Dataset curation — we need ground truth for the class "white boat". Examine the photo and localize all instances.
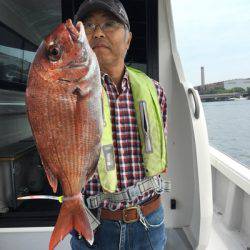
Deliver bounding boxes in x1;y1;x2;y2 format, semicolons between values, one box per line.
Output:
0;0;249;249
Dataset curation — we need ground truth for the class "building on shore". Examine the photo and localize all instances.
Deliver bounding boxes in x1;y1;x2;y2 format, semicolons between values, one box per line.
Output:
195;81;224;94
195;78;250;94
223;78;250;90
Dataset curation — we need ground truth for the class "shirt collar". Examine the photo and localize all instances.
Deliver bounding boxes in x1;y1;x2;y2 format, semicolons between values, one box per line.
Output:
101;68;130;91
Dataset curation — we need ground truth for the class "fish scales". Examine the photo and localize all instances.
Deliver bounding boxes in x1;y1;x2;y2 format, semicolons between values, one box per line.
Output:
26;19;102;249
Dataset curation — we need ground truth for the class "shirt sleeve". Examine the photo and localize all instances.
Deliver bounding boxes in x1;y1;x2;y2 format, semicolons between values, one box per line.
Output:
152;79;168;136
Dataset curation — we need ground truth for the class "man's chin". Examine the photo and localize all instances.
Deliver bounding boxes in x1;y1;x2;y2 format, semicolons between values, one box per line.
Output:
95;55;113;67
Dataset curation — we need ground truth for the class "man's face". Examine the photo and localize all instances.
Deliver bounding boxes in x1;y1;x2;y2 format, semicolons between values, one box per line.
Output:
82;10;132;68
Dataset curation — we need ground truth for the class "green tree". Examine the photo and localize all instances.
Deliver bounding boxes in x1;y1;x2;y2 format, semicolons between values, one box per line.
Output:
228;87;245;93
204;87;226;94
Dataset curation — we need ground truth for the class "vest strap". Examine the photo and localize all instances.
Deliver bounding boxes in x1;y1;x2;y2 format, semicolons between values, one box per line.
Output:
85;175;171;210
84;204;101;231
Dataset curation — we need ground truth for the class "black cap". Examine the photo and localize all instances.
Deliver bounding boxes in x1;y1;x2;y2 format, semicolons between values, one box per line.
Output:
75;0;130;30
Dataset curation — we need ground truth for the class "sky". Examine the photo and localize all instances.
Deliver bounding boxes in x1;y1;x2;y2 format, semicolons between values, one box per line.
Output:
171;0;250;86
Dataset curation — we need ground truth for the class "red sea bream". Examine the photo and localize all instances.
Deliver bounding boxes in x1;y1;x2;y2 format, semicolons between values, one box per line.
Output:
25;19;102;250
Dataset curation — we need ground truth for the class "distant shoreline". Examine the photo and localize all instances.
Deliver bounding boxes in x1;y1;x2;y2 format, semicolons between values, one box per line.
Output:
201;96;250;102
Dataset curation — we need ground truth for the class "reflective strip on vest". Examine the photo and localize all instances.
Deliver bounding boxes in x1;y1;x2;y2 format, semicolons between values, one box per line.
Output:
97;89;117;193
97;67;167;192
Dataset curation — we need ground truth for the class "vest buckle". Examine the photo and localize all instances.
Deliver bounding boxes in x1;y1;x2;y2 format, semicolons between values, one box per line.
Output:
127;184;141;201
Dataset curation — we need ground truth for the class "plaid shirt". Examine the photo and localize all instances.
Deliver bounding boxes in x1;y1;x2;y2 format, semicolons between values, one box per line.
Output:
84;69;167;210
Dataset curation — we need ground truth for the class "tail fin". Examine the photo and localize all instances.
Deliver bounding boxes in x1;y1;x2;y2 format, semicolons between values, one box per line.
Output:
49;200;93;250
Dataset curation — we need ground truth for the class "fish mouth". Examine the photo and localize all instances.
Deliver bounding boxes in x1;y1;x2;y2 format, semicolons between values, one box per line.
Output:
57;20;92;83
65;19;85;42
65;19;81;41
65;19;79;41
63;20;89;68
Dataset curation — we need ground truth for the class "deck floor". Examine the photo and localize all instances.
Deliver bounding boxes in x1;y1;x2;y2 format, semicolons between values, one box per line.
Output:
207;212;248;250
165;228;192;250
0;212;248;249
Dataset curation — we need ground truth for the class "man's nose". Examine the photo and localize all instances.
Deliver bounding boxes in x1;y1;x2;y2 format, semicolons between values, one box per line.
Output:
93;25;105;38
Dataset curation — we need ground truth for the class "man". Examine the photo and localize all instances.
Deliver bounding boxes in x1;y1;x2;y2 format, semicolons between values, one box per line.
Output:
71;0;169;249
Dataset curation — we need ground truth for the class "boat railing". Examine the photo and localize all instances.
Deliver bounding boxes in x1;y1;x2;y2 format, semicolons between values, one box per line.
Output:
209;146;250;248
210;146;250;195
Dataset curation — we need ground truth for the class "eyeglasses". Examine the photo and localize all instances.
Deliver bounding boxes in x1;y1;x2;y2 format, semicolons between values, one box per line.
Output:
83;20;124;35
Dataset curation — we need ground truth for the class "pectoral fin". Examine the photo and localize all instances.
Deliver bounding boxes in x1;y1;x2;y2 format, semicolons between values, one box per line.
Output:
72;84;90;99
73;86;85;98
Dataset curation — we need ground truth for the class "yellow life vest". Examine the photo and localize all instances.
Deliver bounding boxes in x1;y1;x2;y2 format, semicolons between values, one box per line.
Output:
97;67;167;192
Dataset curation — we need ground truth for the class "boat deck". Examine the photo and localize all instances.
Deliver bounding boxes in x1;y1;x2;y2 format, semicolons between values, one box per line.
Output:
167;211;248;250
1;210;248;250
166;228;192;249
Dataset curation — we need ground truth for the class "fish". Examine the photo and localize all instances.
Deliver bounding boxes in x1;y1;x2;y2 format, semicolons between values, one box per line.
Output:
25;19;102;250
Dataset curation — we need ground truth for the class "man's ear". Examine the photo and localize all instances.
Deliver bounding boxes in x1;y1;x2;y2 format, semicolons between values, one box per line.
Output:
126;31;132;50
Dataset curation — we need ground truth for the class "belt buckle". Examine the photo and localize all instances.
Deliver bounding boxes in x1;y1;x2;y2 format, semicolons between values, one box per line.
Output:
122;206;139;223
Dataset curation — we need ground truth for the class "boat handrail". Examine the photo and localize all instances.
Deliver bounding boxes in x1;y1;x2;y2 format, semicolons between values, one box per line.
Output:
209;146;250;194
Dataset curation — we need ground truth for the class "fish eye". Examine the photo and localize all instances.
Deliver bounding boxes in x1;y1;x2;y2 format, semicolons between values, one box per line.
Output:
48;45;62;62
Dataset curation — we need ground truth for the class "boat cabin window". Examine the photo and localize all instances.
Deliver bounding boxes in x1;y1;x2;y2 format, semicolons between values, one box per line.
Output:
0;0;62;91
0;23;37;89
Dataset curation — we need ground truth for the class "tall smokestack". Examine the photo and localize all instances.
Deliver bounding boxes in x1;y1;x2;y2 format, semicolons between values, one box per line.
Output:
201;66;205;86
